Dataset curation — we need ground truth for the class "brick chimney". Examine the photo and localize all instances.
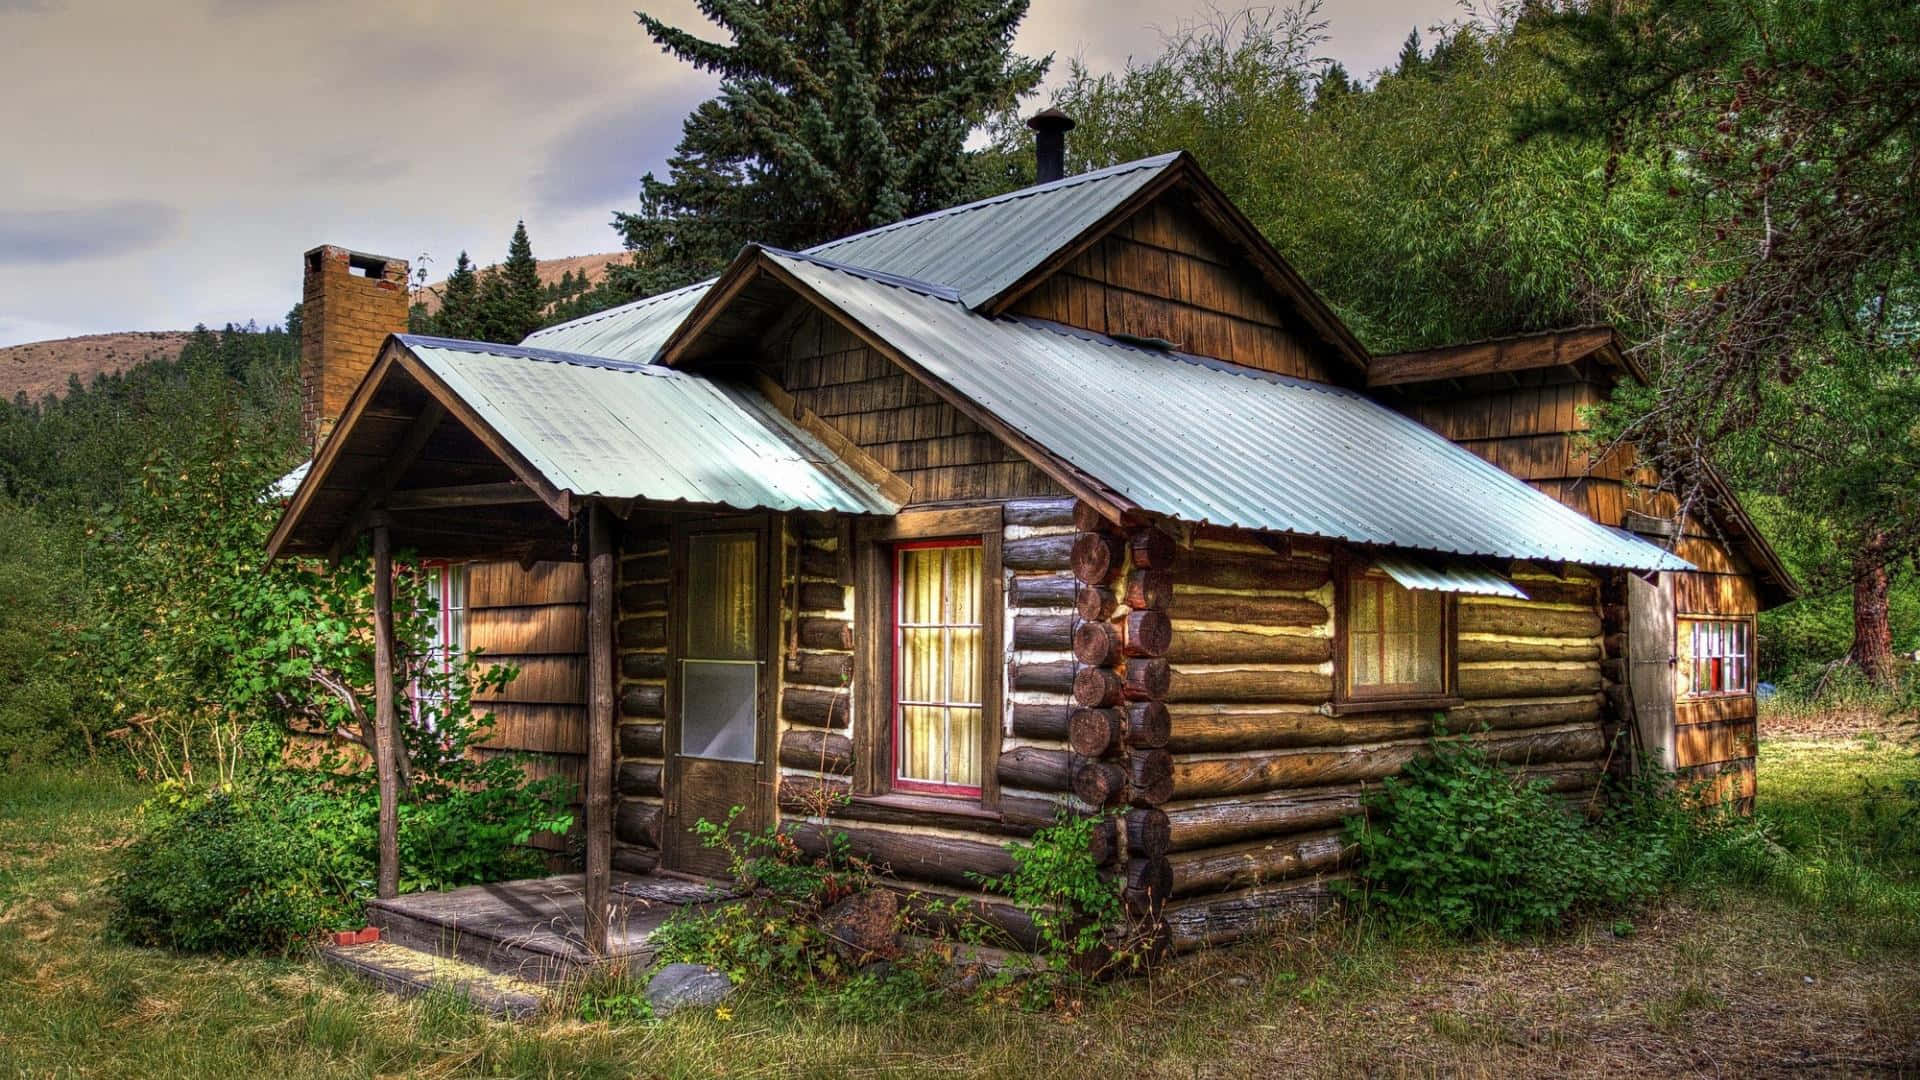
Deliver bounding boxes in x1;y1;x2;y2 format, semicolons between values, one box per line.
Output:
301;244;410;448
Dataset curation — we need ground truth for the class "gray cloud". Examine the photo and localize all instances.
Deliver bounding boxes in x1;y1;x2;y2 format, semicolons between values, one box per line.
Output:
0;0;55;11
0;201;180;265
533;87;712;213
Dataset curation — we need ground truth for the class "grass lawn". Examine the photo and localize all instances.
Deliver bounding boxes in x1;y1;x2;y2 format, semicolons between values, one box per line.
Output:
3;728;1917;1078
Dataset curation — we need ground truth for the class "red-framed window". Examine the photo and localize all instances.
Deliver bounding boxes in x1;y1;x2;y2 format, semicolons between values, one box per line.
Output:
419;560;468;672
1680;617;1753;697
891;539;984;795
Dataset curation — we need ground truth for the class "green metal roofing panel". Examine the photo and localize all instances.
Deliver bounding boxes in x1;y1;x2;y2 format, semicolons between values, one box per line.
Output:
521;154;1180;363
755;251;1689;573
1371;553;1529;599
396;335;899;516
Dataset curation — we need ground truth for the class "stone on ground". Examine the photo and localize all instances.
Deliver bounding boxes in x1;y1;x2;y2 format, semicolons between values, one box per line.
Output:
646;962;733;1016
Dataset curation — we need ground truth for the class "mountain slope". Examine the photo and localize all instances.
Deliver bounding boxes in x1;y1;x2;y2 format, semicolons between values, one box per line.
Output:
1;332;197;405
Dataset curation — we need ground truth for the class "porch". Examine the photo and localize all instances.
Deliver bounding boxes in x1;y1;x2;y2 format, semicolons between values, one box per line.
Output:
321;872;741;1013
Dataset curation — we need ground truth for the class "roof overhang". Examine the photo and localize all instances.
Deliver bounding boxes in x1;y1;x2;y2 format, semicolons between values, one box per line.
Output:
268;333;904;562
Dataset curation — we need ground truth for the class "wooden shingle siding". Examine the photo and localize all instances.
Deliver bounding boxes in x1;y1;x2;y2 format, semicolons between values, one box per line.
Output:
1011;196;1338;383
769;311;1065;504
463;560;590;854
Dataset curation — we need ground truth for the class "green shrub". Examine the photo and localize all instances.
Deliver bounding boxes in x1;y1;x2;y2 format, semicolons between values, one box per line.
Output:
1345;729;1671;938
108;785;363;954
977;810;1125;969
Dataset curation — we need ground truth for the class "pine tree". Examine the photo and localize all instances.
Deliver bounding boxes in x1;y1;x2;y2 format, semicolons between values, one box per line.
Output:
611;0;1049;297
499;221;543;341
1393;29;1424;77
1313;62;1357;107
436;252;480;340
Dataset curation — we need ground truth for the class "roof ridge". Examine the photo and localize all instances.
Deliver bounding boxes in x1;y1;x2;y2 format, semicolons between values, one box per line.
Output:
522;278;714;340
804;152;1183;258
398;334;668;375
761;246;962;302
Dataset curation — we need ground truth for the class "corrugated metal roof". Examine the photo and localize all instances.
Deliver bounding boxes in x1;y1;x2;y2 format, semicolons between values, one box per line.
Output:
521;154;1180;363
1372;554;1529;599
752;250;1689;572
516;280;709;364
396;335;899;516
806;153;1178;307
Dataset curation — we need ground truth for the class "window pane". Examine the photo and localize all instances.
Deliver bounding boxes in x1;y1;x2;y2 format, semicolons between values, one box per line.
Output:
947;706;982;787
899;548;943;625
687;533;756;660
681;660;757;761
946;546;982;623
1348;572;1445;696
898;705;944;783
894;542;984;791
899;627;944;703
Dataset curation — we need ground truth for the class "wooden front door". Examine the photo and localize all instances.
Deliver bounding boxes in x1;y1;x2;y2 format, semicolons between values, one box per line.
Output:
1627;570;1678;773
664;516;775;878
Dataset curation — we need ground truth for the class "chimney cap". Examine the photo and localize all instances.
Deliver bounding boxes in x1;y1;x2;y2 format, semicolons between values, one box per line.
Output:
1026;107;1076;134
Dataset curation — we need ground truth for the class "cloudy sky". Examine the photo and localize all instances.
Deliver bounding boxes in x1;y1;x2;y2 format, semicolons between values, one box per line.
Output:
0;0;1459;346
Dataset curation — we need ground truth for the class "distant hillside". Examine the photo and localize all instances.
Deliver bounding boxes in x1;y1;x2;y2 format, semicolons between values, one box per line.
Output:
1;331;197;404
412;251;628;316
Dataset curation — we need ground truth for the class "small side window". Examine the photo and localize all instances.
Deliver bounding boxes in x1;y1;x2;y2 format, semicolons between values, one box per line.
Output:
1343;568;1451;701
1679;617;1752;697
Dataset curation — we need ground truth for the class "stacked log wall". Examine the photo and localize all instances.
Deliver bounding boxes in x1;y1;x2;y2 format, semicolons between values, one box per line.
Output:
1158;532;1614;952
770;498;1107;950
611;526;669;874
1398;373;1760;810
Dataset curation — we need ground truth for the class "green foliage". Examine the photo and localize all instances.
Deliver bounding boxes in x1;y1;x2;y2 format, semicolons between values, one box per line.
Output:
1018;6;1688;352
419;222;551;344
976;810;1122;967
610;0;1048;298
0;498;83;764
1345;728;1671;938
107;785;363;954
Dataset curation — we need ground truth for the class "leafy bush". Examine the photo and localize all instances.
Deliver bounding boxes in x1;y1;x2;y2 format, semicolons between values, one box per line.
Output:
0;499;84;766
109;785;363;954
649;809;870;985
1345;729;1671;938
976;810;1126;971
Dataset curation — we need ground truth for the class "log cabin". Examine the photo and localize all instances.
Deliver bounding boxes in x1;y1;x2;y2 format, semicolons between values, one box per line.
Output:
269;115;1794;957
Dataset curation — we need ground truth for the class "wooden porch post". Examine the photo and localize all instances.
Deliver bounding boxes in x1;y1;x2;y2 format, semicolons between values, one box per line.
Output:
584;501;615;955
370;517;401;900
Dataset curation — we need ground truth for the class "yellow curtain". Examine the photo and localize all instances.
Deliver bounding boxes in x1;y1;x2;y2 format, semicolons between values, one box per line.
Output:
896;544;983;788
687;532;756;660
1349;574;1444;696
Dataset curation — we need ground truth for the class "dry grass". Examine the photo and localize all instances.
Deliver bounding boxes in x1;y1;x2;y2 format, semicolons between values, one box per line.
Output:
0;331;196;402
2;731;1917;1078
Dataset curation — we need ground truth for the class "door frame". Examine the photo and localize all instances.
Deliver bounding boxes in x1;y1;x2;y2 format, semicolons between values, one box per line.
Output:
662;512;779;873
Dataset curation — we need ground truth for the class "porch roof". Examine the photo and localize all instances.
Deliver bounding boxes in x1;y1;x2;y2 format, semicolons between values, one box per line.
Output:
267;335;901;561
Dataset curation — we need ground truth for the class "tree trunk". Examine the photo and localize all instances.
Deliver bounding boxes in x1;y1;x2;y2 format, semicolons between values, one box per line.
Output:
369;522;401;901
1851;534;1896;687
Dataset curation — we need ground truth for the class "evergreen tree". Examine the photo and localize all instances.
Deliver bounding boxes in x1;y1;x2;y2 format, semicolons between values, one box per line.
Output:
1312;61;1356;107
436;252;480;340
609;0;1049;298
497;221;543;341
1394;29;1424;77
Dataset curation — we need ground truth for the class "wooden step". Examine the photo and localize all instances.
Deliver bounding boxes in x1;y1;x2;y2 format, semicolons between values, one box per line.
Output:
321;941;549;1019
363;875;688;985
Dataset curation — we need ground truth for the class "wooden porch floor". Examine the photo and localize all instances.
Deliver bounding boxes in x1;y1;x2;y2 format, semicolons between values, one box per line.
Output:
366;872;736;981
